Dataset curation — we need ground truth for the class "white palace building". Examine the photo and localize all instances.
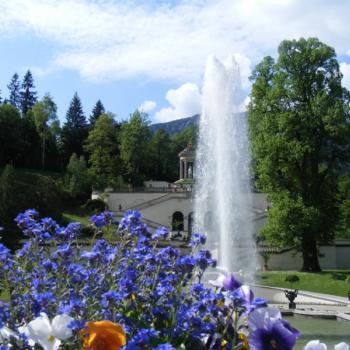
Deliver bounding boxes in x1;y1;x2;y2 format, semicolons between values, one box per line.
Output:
92;144;350;270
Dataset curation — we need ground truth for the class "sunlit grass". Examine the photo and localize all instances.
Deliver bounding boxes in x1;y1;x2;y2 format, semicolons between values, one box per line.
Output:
255;270;350;297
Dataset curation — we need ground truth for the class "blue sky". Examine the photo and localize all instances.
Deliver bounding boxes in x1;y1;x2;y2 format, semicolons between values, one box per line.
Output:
1;0;350;124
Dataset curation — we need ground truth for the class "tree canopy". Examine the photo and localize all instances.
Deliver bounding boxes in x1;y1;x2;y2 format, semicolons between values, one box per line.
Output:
248;37;350;271
119;110;151;186
85;113;120;189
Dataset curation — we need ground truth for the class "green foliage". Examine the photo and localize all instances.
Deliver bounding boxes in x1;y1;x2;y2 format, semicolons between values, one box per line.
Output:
119;110;151;186
336;174;350;237
0;104;41;168
146;129;172;181
248;38;350;271
85;113;120;189
64;153;91;198
32;94;59;170
345;275;350;284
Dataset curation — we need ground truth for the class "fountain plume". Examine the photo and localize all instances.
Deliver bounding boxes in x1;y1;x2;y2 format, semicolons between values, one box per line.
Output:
194;55;256;278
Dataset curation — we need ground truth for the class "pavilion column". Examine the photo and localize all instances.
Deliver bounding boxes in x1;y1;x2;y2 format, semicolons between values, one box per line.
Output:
184;159;188;179
180;159;183;179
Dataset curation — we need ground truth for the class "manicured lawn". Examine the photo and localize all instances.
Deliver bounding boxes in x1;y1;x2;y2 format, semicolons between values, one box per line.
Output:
255;270;350;297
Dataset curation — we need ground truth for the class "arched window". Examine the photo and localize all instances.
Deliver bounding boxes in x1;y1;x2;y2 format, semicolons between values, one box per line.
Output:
172;211;184;231
188;212;194;237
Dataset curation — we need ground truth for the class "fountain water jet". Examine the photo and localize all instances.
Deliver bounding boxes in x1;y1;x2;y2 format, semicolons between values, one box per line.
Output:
194;55;256;277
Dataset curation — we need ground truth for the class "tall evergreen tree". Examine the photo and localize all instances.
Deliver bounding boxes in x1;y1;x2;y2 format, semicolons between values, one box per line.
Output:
7;73;21;110
20;70;37;115
0;88;2;104
89;99;105;125
61;92;88;164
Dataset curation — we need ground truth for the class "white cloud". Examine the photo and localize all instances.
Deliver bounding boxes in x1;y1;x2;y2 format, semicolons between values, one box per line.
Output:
154;83;201;123
340;62;350;90
138;100;157;113
1;0;350;83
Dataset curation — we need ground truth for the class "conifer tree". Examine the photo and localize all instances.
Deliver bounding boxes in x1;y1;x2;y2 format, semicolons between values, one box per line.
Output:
7;73;21;110
89;99;105;126
61;92;88;164
20;70;37;115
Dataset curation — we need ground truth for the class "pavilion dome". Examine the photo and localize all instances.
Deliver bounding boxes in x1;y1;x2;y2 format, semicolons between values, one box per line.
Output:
178;143;195;159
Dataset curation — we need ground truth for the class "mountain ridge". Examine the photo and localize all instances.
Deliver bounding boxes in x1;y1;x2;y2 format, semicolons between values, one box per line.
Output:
150;114;199;135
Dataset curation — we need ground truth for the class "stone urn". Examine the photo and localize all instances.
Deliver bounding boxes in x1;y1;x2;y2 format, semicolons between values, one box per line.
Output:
284;289;298;309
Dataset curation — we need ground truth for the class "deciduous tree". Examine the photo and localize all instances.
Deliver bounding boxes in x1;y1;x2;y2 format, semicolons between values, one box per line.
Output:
85;113;119;189
119;110;151;186
32;94;59;170
248;38;350;271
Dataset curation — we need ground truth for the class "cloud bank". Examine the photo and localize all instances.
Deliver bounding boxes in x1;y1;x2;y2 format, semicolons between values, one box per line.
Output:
1;0;350;85
154;83;202;122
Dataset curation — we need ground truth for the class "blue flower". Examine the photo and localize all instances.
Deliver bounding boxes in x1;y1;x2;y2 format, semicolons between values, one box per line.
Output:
222;273;242;291
154;344;176;350
152;227;170;240
190;232;207;246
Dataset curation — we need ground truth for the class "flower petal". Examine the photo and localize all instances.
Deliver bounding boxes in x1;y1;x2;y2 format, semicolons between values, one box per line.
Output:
248;307;281;331
37;336;61;350
335;343;349;350
52;314;74;341
304;340;327;350
27;315;52;341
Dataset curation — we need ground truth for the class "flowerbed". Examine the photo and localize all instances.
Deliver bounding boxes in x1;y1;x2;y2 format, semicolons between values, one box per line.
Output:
0;209;348;350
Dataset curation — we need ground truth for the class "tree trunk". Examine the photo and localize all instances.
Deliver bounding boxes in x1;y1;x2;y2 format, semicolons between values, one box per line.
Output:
301;234;321;272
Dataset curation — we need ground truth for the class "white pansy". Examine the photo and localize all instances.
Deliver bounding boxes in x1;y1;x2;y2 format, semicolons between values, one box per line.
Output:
27;314;74;350
248;307;281;331
209;273;226;288
304;340;327;350
304;340;349;350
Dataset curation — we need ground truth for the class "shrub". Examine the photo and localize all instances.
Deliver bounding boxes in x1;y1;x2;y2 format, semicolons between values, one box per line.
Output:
84;198;107;213
285;274;300;284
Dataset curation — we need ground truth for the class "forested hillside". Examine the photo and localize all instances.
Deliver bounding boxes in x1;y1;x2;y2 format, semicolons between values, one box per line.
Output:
0;70;198;235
